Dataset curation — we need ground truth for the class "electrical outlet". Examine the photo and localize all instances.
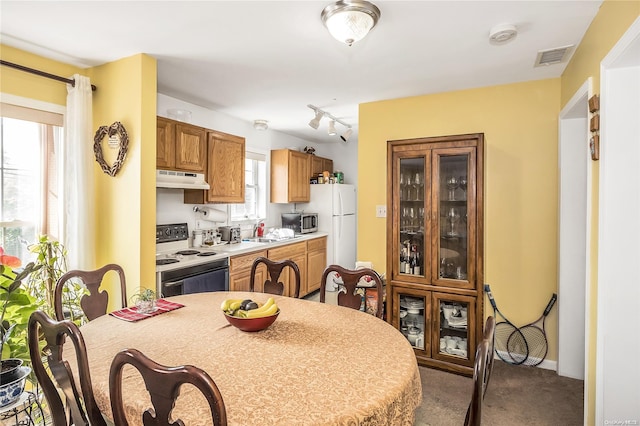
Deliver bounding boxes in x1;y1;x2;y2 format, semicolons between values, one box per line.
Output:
376;205;387;218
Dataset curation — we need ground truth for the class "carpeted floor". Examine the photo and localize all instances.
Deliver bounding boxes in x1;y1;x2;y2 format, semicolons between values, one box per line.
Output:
414;360;584;426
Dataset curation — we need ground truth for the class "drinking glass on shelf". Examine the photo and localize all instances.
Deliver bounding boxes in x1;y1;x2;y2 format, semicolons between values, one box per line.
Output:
446;207;460;236
446;176;458;201
459;176;468;199
413;172;423;201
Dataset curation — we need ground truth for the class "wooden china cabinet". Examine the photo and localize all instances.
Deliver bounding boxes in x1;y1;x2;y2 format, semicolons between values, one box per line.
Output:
386;133;484;376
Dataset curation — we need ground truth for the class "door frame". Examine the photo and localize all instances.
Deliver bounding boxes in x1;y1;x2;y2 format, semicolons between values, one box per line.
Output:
595;16;640;424
558;78;592;378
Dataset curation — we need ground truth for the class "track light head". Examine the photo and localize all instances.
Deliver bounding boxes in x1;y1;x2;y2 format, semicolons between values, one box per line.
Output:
328;120;337;136
309;110;324;129
340;128;353;142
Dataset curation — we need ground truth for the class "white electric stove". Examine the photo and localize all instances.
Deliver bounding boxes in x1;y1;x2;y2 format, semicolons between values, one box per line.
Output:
155;223;229;296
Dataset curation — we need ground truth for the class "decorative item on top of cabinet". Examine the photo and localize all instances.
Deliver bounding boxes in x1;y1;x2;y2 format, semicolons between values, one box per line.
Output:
184;130;245;204
386;133;484;376
156;116;206;173
271;149;310;203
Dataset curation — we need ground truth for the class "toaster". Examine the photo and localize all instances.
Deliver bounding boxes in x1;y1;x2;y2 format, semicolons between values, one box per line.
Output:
219;225;241;244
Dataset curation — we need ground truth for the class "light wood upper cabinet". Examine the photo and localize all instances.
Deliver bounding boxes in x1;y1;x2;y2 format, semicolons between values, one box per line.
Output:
184;130;245;204
156;117;206;173
309;155;333;179
156;117;175;169
271;149;310;203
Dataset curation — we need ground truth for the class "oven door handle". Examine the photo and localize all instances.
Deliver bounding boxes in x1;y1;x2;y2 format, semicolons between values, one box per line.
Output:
163;280;183;288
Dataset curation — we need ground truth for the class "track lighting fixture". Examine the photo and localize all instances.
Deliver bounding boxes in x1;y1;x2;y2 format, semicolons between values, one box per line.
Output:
308;110;324;129
327;120;337;136
307;104;353;141
340;128;353;142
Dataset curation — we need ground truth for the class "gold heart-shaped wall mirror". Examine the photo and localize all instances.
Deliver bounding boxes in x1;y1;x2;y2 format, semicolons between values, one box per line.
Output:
93;121;129;177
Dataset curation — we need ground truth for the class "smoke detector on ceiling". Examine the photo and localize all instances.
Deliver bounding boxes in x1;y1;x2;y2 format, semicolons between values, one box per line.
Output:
253;119;269;131
489;23;518;44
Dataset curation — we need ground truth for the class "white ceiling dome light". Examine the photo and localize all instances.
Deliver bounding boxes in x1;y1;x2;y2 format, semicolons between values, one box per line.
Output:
253;119;269;131
321;0;381;46
489;23;518;45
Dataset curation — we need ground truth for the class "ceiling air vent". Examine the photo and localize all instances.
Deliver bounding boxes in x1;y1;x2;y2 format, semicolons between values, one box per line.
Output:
534;45;575;67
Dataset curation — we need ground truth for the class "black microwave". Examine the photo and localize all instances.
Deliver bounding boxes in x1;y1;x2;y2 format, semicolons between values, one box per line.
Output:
281;212;318;234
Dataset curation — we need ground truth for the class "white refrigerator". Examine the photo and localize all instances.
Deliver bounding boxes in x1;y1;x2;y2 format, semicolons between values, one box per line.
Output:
303;184;357;285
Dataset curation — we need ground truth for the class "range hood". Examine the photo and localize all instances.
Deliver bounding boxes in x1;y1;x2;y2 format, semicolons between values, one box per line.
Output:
156;170;210;190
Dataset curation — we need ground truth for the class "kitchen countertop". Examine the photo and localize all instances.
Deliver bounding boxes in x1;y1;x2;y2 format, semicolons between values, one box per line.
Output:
214;231;328;256
155;232;329;273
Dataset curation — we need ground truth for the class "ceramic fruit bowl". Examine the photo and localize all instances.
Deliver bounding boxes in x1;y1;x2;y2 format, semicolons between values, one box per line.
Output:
0;366;31;407
223;310;280;332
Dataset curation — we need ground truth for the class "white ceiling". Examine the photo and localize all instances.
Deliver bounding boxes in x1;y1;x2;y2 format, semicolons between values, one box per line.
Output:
1;1;603;144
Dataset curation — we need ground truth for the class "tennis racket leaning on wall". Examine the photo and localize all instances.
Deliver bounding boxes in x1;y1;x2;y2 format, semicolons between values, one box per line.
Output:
484;284;529;365
511;293;557;366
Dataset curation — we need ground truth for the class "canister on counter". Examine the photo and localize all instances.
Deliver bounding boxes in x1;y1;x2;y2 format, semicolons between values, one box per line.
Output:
317;173;324;184
334;171;344;184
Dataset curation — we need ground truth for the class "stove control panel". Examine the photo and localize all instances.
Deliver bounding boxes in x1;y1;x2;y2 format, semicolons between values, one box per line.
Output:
156;223;189;243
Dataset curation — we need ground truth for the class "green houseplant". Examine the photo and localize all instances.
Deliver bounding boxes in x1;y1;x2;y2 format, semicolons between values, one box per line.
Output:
26;235;86;324
130;287;157;314
0;247;40;378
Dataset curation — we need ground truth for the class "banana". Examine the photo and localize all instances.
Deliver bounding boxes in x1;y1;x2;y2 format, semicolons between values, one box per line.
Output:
220;298;242;311
228;300;243;312
245;303;279;318
253;297;275;312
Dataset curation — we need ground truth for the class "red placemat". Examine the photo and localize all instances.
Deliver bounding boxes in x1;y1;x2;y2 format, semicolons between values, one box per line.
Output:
109;299;185;322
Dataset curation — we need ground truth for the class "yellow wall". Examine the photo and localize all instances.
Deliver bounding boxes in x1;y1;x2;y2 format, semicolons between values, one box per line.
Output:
89;54;157;301
359;79;561;360
0;44;83;105
1;46;158;305
560;2;639;424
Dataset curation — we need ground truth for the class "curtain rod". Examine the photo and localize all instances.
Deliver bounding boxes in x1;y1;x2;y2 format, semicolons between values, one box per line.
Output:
0;60;97;91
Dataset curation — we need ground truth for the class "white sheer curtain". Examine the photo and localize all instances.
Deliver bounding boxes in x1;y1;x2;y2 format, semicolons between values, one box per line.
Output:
62;74;95;270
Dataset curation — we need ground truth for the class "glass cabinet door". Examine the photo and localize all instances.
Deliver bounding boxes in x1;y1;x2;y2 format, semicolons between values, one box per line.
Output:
432;292;475;366
432;148;476;289
397;156;427;279
391;287;431;354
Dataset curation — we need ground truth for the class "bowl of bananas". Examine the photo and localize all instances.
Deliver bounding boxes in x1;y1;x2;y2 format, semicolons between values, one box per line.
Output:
221;297;280;332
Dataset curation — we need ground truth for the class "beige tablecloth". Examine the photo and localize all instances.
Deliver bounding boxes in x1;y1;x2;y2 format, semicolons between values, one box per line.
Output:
80;292;422;425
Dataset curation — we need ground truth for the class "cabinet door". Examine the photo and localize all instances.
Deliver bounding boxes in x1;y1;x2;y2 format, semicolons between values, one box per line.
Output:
322;158;333;175
156;117;175;169
175;124;206;172
306;237;327;295
288;151;310;202
289;253;306;297
390;150;431;284
310;155;323;178
207;132;245;203
390;286;431;355
431;147;476;289
431;292;476;367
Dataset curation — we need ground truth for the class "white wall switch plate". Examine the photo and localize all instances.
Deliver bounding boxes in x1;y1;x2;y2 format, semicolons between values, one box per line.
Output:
376;205;387;218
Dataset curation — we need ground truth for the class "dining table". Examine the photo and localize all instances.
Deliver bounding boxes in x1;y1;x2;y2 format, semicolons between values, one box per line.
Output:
78;291;422;425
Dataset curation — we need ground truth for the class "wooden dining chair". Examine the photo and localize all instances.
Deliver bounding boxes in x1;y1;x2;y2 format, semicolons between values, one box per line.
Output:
249;256;301;298
109;348;227;426
54;263;127;321
483;315;496;397
28;310;107;426
464;339;490;426
319;265;384;319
